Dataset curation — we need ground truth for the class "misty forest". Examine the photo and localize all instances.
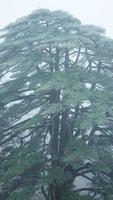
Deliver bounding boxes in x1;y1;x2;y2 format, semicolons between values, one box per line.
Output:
1;9;113;200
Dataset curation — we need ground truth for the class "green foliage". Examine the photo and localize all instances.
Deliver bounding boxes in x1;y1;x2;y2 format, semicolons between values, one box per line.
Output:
7;185;34;200
0;137;44;182
0;8;113;200
46;166;65;185
64;139;98;168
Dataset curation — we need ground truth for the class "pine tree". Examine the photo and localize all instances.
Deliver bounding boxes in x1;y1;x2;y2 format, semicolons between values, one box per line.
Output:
0;9;113;200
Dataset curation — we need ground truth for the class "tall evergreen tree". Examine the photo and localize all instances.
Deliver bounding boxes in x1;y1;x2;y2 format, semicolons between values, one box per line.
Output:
0;9;113;200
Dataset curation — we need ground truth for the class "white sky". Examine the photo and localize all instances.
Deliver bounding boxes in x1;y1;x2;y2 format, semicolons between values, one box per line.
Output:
0;0;113;38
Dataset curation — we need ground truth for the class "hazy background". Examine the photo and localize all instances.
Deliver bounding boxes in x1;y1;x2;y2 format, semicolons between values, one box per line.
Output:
0;0;113;38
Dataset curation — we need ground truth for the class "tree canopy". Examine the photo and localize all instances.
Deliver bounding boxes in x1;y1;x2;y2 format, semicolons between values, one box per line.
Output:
0;9;113;200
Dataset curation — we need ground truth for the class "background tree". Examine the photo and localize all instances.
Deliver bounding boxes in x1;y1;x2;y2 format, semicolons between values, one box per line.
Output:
0;9;113;200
